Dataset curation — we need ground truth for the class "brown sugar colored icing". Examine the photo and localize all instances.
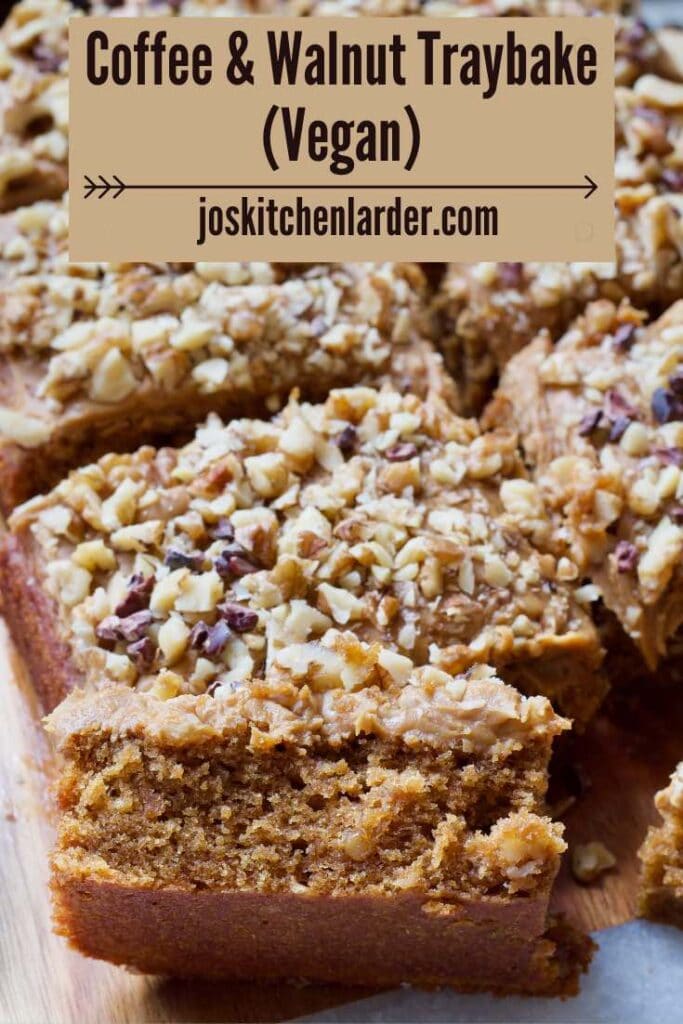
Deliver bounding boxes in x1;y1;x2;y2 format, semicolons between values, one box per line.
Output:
0;258;456;511
2;386;606;721
486;300;683;676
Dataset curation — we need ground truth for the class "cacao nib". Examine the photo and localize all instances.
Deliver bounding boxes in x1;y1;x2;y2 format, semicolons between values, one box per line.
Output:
218;602;259;632
203;620;232;657
114;573;154;617
634;106;667;129
127;637;155;671
498;262;523;287
612;323;636;352
211;518;235;541
214;545;259;578
668;370;683;396
385;442;418;462
651;388;681;424
164;548;202;571
578;409;603;436
190;621;211;650
661;169;683;193
335;425;358;455
615;540;639;573
654;447;683;467
609;416;631;443
605;389;639;421
623;19;648;46
191;620;231;657
31;45;63;73
96;610;152;645
95;616;122;645
117;610;153;642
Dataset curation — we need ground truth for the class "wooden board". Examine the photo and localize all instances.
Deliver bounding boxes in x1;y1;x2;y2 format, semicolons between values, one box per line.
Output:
2;617;683;1024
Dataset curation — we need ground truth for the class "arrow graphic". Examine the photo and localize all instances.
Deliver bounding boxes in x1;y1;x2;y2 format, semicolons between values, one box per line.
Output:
83;174;126;200
84;174;599;200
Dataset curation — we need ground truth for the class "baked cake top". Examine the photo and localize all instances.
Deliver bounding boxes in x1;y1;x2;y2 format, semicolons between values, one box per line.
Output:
11;387;602;711
0;261;428;446
47;632;568;754
490;300;683;667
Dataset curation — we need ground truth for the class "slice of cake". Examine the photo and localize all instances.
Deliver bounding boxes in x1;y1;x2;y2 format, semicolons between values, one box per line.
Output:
46;632;593;993
485;299;683;677
2;386;606;720
434;74;683;413
639;763;683;926
0;260;455;511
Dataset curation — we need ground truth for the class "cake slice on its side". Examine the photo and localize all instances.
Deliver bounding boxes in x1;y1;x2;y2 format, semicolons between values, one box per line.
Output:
46;632;593;993
485;299;683;680
0;260;455;512
639;764;683;927
2;387;606;720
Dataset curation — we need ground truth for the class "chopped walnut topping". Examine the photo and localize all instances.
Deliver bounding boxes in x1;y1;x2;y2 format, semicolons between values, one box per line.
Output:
11;387;604;719
490;299;683;671
434;71;683;414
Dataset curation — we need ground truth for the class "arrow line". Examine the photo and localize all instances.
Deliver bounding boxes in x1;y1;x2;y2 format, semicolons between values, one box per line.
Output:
84;174;598;200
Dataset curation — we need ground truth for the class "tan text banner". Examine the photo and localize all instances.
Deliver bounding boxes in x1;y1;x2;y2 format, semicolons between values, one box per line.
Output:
69;17;615;262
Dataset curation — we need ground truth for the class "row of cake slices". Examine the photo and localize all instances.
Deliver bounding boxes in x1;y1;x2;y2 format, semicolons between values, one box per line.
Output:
1;299;682;987
0;0;683;994
0;0;682;507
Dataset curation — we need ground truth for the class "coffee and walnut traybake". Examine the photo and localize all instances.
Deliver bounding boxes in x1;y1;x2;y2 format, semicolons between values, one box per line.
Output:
0;252;457;512
435;69;683;413
46;646;593;993
485;299;683;677
1;387;607;721
2;0;683;1000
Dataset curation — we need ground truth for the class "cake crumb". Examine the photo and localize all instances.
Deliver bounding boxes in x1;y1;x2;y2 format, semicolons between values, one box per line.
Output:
571;841;617;884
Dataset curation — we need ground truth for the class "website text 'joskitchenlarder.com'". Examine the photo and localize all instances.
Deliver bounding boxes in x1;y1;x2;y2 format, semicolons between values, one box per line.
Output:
195;194;498;245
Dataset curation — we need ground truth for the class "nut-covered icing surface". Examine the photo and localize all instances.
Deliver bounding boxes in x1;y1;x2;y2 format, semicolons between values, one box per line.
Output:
0;259;445;452
435;75;683;414
10;387;604;717
487;299;683;670
0;0;71;209
47;637;568;754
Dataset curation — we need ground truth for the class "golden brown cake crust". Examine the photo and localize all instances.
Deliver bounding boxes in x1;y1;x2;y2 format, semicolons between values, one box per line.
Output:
52;876;592;994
